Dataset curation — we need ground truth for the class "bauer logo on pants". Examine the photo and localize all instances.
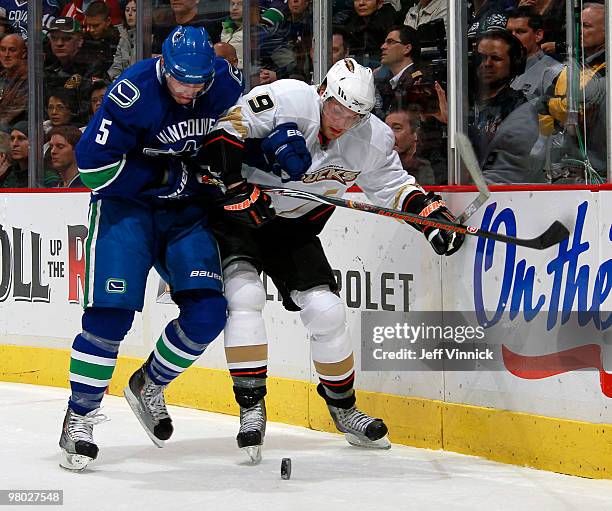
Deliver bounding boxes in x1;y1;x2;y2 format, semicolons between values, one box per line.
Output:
105;279;127;294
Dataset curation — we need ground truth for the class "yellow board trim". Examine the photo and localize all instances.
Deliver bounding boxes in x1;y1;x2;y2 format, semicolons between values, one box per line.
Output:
1;344;610;479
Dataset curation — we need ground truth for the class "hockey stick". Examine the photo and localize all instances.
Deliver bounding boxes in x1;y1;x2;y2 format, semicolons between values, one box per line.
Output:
455;132;491;223
262;187;569;250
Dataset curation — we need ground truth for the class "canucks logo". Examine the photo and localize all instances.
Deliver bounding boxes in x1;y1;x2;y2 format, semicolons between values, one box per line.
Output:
105;279;127;294
108;79;141;108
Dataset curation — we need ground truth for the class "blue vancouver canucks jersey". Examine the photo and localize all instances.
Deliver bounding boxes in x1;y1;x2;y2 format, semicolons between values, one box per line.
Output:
0;0;59;37
76;56;243;198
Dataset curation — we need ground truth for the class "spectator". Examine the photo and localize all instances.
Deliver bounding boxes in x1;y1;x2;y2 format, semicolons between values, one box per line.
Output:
304;26;351;83
337;0;402;11
44;90;79;133
265;25;350;85
0;12;12;41
220;0;247;68
214;41;239;68
376;32;449;187
505;7;562;178
469;29;541;183
259;0;313;83
468;0;515;38
545;3;606;180
374;26;423;118
259;0;289;28
385;103;436;184
403;0;447;35
0;33;27;131
218;0;290;77
580;3;605;62
47;126;83;188
334;0;398;68
153;0;227;53
1;120;28;188
0;0;59;39
107;0;136;81
407;81;449;185
61;0;122;26
82;1;121;77
517;0;566;58
86;79;108;123
329;26;350;65
0;130;11;185
44;17;106;120
220;0;287;80
506;7;562;101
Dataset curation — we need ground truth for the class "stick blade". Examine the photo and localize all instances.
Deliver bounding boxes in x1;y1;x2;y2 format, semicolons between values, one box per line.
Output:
528;221;570;250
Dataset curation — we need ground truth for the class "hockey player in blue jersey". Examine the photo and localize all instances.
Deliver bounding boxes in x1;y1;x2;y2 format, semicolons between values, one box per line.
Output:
58;25;273;471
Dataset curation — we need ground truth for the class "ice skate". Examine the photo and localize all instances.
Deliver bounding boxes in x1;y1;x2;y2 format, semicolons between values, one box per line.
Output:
59;407;107;471
326;404;391;449
237;400;266;464
124;362;173;447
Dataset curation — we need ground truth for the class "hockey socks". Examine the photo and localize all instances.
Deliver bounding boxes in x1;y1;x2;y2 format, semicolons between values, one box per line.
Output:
232;375;268;407
314;354;357;408
68;307;134;416
147;319;212;385
225;342;269;402
69;332;120;416
148;291;227;385
318;370;356;406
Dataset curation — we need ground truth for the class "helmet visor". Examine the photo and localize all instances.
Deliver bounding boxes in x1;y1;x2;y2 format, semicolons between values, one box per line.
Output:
165;73;214;102
322;98;364;130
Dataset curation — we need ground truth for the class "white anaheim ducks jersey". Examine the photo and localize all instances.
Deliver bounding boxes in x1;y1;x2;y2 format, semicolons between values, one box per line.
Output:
214;79;421;218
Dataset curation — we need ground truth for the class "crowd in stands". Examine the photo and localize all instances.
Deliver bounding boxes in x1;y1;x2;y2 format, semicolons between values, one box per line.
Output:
0;0;607;188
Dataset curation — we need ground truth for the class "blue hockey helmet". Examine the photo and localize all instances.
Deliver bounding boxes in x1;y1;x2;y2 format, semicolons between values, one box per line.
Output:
162;26;215;88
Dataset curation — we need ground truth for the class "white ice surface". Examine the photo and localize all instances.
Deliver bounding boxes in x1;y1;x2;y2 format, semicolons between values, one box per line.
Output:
2;382;612;511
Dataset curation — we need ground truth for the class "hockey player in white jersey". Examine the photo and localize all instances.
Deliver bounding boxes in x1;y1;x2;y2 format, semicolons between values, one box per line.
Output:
204;58;464;462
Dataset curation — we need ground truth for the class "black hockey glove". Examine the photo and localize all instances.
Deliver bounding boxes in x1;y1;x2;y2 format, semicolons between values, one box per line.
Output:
145;160;207;200
202;129;246;188
261;122;311;182
402;190;465;256
217;181;276;228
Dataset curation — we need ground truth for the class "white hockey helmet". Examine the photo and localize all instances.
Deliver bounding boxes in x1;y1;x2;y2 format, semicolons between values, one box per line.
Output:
320;58;376;116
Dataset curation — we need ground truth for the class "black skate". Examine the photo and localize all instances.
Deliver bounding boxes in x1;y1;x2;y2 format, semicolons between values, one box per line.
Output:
237;400;266;464
124;363;173;447
59;407;107;471
327;403;391;449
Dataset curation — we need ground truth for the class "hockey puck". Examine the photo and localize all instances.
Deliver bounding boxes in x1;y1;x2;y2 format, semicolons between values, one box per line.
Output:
281;458;292;480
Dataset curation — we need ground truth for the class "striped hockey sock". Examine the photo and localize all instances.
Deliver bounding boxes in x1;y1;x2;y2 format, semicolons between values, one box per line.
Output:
228;362;268;407
147;319;210;385
69;331;120;416
228;364;268;380
225;344;268;406
317;369;355;409
318;369;356;402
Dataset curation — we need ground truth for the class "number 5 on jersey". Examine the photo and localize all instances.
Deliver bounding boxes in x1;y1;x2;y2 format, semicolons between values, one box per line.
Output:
95;119;112;145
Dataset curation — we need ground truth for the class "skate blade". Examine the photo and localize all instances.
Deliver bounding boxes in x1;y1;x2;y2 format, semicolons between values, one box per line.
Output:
345;433;392;450
59;451;93;472
123;386;165;448
242;445;262;464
